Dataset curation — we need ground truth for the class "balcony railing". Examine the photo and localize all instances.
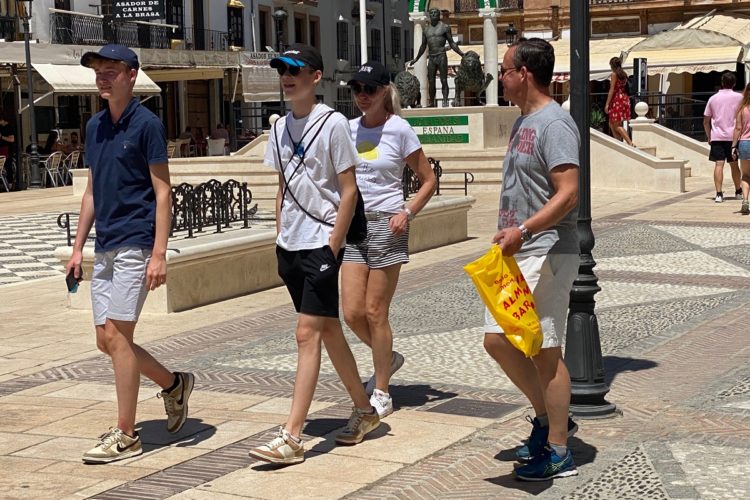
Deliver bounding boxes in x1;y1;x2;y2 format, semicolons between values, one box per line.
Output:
182;27;228;51
454;0;523;12
49;9;174;48
0;15;17;41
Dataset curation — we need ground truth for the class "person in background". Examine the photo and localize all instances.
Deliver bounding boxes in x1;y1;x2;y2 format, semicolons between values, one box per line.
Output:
193;127;207;156
732;83;750;215
705;71;743;203
604;57;633;147
341;62;436;418
178;126;192;140
44;130;65;154
211;123;230;145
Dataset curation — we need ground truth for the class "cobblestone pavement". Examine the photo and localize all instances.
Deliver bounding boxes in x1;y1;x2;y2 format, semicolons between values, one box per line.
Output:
2;186;750;498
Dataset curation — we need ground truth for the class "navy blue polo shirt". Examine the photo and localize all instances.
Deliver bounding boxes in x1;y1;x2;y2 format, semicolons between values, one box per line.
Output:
85;98;168;252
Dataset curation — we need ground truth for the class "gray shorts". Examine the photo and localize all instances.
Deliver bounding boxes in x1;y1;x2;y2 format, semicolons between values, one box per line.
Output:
91;246;151;326
343;212;409;268
484;253;579;349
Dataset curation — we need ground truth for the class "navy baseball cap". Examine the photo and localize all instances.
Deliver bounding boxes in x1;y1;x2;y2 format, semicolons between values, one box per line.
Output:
270;44;324;72
81;44;140;70
348;61;390;87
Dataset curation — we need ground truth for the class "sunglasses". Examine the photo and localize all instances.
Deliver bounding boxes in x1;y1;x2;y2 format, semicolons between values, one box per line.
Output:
500;66;520;78
350;83;379;96
276;64;304;77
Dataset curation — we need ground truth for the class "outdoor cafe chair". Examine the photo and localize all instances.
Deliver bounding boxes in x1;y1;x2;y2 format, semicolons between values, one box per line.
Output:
207;138;227;156
0;156;9;192
167;142;178;159
44;151;64;187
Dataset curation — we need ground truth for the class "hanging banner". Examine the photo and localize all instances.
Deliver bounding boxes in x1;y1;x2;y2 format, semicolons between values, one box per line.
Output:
113;0;165;21
241;52;280;103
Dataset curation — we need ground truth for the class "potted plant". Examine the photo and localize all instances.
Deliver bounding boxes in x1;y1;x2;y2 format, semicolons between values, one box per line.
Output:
591;107;607;131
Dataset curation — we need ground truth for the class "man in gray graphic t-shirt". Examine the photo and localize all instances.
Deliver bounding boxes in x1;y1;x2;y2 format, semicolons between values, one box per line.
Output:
483;38;581;482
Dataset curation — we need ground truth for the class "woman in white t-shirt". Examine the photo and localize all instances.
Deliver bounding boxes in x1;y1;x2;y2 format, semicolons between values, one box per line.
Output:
342;62;437;418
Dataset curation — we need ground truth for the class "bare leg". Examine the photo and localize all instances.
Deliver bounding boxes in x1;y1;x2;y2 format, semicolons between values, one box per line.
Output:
97;320;139;436
531;347;571;446
132;344;176;389
428;60;438;107
741;159;750;199
714;160;725;193
483;333;546;415
364;265;401;392
342;263;372;347
730;161;741;192
285;314;323;438
320;317;371;409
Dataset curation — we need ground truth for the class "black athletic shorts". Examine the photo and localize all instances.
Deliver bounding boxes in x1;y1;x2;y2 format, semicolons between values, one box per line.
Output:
709;140;735;162
276;245;344;318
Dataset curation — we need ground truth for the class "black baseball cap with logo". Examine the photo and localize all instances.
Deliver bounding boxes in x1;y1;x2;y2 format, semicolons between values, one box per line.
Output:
270;44;324;72
348;61;390;87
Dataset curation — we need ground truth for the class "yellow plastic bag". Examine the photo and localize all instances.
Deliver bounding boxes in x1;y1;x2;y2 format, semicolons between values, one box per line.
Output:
464;245;543;357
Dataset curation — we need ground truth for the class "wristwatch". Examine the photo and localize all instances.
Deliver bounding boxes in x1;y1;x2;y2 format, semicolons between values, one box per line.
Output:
518;224;533;242
403;207;415;221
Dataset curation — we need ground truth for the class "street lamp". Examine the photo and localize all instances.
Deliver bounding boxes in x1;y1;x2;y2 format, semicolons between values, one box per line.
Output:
565;1;617;417
16;0;40;189
273;8;288;115
505;23;518;46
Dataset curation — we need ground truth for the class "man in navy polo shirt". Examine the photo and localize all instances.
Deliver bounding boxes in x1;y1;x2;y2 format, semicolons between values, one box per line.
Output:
66;44;194;464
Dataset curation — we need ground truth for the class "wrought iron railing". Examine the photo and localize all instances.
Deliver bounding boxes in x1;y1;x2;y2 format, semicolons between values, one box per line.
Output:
49;9;174;48
454;0;523;12
0;15;17;41
183;27;229;51
403;158;474;200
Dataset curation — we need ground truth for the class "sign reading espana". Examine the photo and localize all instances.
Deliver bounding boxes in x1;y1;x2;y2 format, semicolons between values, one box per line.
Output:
113;0;165;20
405;115;469;144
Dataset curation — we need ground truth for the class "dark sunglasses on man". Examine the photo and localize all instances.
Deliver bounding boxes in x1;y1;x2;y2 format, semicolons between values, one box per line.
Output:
349;82;379;95
276;64;303;77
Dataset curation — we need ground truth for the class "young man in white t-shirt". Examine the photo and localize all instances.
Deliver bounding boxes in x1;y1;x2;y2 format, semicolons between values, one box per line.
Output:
248;44;380;466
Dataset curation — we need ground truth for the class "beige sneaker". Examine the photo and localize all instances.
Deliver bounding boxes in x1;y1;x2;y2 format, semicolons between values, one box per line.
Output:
248;427;305;465
82;427;142;464
158;371;194;433
335;407;381;445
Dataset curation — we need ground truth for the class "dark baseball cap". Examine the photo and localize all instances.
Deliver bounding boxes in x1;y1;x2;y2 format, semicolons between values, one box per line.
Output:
348;61;390;87
270;44;324;72
81;44;140;70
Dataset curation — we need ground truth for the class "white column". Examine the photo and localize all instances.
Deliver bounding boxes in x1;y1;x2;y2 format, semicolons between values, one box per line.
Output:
359;0;368;64
480;8;499;106
410;12;428;108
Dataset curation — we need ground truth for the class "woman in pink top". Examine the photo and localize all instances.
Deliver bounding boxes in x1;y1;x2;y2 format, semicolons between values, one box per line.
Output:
732;83;750;214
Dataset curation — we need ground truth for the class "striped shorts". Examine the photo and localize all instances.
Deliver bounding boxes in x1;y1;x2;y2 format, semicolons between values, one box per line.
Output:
343;212;409;268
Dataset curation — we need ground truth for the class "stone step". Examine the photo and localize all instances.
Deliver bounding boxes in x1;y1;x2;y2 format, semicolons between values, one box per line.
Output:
638;146;657;156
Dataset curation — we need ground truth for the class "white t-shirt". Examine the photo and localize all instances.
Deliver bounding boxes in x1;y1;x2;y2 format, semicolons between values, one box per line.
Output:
264;104;358;251
349;115;422;213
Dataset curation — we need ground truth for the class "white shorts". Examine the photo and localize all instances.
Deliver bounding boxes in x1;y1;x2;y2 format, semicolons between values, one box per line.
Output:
484;253;579;349
91;246;151;326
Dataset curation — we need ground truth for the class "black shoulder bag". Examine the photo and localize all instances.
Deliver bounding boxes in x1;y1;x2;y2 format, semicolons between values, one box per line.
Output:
273;111;367;244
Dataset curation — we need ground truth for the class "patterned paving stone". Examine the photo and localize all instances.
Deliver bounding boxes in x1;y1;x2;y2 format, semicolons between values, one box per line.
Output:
669;442;750;499
653;224;750;249
593;224;694;258
596;281;733;310
597;250;750;277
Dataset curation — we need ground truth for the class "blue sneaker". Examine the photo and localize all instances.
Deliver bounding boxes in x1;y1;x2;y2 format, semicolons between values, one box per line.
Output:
515;445;578;481
516;416;579;462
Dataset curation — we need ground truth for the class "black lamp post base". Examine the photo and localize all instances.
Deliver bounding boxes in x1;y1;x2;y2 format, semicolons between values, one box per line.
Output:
570;382;619;418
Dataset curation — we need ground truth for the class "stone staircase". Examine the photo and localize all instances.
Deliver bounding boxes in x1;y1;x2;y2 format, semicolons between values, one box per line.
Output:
637;145;692;177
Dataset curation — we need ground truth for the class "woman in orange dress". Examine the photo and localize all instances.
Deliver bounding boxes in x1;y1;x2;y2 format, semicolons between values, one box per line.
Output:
605;57;634;146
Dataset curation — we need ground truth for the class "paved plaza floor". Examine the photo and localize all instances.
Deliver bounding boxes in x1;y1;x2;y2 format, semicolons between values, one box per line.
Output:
2;179;750;498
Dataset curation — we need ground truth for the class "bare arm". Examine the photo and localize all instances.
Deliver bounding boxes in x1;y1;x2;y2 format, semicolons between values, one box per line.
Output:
65;170;96;279
704;116;712;143
493;165;579;256
276;173;283;235
605;73;616;112
410;33;428;65
330;167;357;251
147;163;171;291
446;30;464;57
733;108;744;148
390;148;437;236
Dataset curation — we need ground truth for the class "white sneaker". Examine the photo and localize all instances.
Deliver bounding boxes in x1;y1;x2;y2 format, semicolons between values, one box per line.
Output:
248;427;304;465
365;351;405;396
82;427;142;464
370;389;394;418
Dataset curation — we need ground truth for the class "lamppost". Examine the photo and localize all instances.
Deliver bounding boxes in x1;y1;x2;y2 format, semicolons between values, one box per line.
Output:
505;23;518;46
273;8;288;115
565;1;617;417
16;0;40;189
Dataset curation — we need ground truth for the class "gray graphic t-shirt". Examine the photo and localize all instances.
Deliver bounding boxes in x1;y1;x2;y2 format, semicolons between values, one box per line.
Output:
498;100;580;256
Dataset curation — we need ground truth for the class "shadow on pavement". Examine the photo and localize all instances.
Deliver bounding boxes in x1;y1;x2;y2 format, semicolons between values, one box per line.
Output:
137;418;217;452
388;384;458;410
603;355;658;386
487;437;598;493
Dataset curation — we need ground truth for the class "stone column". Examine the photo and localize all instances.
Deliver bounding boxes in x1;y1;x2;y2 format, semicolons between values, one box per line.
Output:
410;12;429;108
480;8;499;106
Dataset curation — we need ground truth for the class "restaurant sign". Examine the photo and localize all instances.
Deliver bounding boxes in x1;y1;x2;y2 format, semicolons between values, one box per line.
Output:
404;115;470;144
113;0;165;20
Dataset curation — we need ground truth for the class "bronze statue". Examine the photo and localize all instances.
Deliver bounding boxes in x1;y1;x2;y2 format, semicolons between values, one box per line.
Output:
409;8;464;107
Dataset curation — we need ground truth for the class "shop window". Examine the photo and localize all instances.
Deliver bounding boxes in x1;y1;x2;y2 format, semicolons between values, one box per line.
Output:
228;7;244;48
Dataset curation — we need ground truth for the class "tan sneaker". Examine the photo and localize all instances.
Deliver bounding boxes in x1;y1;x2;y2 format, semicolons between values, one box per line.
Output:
82;427;142;464
248;427;304;465
158;371;194;433
335;407;381;445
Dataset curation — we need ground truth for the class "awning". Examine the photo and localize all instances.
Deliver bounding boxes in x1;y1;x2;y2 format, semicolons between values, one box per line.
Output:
145;68;225;82
32;63;161;95
625;46;742;75
241;51;279;103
